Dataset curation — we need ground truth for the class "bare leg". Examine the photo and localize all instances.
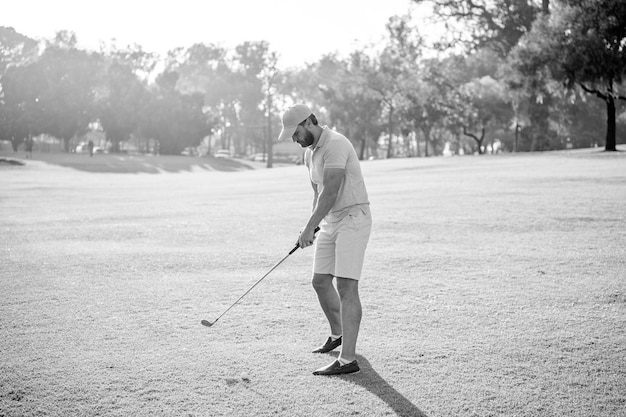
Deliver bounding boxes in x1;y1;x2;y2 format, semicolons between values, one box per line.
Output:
312;273;342;336
336;277;361;362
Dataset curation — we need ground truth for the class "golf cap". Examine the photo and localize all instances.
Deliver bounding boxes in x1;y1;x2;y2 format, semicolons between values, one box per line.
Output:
277;104;312;141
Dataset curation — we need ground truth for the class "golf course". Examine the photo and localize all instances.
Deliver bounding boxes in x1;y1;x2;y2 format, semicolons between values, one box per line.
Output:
1;148;625;417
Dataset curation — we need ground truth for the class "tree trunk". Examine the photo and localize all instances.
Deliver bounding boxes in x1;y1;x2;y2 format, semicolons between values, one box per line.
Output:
529;94;550;152
404;131;412;157
266;88;273;168
579;82;619;151
386;104;394;159
110;139;120;153
605;95;617;151
359;132;367;160
416;129;421;157
463;126;485;154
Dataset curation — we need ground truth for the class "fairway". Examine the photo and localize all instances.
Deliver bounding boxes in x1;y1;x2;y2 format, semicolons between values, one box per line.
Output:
1;149;625;417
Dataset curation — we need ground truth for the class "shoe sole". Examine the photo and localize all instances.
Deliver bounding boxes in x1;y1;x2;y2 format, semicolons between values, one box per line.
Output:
313;369;360;376
312;340;342;354
312;348;340;353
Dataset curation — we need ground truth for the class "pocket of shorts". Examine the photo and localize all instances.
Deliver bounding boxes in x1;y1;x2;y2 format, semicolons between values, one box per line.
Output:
347;211;364;229
352;207;372;229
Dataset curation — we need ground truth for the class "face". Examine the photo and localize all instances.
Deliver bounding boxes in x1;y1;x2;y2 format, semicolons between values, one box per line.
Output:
292;124;315;148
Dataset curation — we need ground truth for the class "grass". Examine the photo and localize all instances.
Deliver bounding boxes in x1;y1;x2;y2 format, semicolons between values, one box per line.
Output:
1;147;625;417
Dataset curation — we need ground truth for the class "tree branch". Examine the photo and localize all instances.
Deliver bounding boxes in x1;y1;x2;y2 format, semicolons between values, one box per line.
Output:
579;82;607;99
462;125;479;141
580;82;626;101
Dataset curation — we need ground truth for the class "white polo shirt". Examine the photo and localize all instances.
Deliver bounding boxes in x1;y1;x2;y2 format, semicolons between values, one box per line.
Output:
304;126;369;221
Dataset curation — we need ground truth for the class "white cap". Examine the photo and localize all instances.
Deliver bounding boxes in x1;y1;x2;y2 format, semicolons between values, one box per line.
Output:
277;104;312;141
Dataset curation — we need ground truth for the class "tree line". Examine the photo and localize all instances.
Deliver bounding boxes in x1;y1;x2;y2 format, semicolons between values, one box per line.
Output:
1;0;624;165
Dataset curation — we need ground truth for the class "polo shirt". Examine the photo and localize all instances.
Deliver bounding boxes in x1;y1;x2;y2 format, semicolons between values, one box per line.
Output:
304;126;369;221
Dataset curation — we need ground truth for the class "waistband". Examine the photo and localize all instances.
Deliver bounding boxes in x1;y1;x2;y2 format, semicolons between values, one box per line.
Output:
326;203;370;223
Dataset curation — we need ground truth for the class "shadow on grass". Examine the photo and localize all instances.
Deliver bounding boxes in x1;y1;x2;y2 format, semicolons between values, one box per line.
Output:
52;155;256;173
1;152;259;173
337;354;429;417
0;157;25;166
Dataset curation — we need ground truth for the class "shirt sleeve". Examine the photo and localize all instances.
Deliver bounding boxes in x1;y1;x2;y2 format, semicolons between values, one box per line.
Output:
323;140;349;169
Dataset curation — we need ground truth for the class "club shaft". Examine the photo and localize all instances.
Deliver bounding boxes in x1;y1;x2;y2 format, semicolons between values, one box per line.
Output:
211;251;293;324
205;227;319;326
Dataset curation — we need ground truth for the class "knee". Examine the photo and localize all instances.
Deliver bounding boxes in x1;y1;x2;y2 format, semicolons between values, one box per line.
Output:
312;273;333;292
335;278;359;300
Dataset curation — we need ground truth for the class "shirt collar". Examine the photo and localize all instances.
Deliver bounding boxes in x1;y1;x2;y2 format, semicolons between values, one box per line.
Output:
312;126;330;150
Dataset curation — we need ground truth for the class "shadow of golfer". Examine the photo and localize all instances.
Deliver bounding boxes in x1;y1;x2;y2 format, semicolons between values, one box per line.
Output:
336;354;429;417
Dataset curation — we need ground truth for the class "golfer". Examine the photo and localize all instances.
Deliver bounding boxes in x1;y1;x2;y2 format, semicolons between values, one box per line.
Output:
278;104;372;376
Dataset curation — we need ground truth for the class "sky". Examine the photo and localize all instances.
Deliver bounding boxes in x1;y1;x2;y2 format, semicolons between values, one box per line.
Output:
1;0;436;69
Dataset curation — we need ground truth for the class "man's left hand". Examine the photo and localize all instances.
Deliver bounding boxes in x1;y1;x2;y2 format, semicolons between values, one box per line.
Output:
298;227;317;249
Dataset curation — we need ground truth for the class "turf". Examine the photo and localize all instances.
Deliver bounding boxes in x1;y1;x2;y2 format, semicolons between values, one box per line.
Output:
1;148;625;417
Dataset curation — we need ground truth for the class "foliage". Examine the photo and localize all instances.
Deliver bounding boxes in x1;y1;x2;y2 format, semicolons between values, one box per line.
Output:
37;45;102;151
2;5;624;159
510;0;626;150
139;72;212;155
0;26;38;74
0;28;39;150
459;75;513;153
234;41;278;162
98;59;147;152
412;0;542;55
400;57;457;156
169;41;279;159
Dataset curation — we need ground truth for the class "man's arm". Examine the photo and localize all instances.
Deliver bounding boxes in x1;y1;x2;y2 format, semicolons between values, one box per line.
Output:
299;167;344;248
311;182;319;212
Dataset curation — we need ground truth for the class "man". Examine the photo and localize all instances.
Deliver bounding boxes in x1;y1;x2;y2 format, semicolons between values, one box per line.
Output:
277;104;372;376
25;136;33;159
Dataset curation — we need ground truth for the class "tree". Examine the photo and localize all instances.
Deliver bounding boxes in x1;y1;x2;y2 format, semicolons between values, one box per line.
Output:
459;75;513;153
36;40;102;152
139;71;212;155
259;48;280;168
0;61;47;150
234;41;280;166
0;27;39;149
98;57;147;152
0;26;38;74
418;0;557;152
400;56;466;157
510;0;626;151
413;0;542;56
400;70;449;157
368;14;424;158
552;0;626;151
171;43;239;156
552;94;607;148
324;52;384;160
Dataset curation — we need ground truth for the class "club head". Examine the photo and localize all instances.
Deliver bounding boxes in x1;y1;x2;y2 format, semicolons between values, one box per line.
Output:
200;319;215;327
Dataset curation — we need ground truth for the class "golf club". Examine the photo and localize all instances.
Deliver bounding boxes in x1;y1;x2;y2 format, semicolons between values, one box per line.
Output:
201;227;320;328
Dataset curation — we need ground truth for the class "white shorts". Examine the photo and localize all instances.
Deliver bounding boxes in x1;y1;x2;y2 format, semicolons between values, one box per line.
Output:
313;205;372;280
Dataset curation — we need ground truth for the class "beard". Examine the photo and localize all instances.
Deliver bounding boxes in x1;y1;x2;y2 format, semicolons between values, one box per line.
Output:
298;129;315;148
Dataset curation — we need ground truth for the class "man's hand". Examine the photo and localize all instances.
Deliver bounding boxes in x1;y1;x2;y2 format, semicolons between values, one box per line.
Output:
298;226;317;249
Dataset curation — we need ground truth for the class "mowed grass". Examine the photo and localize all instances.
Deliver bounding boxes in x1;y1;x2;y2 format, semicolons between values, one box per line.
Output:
1;148;625;417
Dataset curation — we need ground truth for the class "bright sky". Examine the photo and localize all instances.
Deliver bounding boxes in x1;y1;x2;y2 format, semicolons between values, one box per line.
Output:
1;0;434;69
